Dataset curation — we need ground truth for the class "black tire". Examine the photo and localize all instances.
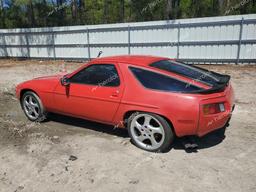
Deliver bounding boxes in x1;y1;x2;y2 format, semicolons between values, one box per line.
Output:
127;112;174;152
216;127;226;138
21;91;47;122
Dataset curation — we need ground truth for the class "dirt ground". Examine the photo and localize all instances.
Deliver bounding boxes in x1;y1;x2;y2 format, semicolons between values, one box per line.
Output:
0;59;255;192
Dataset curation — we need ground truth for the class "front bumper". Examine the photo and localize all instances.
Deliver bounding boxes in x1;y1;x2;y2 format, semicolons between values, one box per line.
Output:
15;85;21;100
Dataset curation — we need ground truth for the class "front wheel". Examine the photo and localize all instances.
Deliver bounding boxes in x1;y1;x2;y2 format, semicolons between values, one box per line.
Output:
21;91;47;122
127;112;174;152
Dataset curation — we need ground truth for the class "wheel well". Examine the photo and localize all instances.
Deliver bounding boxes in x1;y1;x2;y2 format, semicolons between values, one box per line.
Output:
123;111;137;127
123;110;176;136
20;89;37;101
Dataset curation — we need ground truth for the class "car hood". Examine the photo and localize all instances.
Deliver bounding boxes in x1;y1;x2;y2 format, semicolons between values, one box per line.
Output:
34;72;68;80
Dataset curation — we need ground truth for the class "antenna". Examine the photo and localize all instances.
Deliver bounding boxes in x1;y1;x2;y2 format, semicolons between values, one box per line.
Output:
97;51;103;58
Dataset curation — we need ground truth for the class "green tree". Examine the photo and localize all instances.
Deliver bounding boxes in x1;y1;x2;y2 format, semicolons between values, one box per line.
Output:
0;0;255;29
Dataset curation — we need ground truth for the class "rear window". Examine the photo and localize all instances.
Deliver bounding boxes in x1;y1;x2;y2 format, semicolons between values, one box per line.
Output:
150;60;221;86
129;67;202;92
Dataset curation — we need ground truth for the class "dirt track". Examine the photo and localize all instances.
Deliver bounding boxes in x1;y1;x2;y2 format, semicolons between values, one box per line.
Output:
0;59;256;192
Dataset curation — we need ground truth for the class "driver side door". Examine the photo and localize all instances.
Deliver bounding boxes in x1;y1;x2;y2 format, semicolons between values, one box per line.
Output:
53;63;124;124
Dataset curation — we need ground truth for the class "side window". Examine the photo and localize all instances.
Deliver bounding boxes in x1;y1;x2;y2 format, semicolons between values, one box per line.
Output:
70;64;120;86
150;60;220;86
129;67;202;92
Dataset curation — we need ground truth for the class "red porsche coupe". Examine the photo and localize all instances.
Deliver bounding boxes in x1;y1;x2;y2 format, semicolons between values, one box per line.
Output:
16;55;234;152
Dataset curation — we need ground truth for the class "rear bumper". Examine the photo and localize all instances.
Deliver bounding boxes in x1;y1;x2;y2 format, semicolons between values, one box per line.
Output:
197;104;234;136
196;84;235;137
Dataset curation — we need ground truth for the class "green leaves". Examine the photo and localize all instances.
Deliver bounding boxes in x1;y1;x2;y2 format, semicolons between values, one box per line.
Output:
0;0;255;28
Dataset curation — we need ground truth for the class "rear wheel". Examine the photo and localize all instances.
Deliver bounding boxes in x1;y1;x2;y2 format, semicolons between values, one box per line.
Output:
127;112;174;152
21;91;47;122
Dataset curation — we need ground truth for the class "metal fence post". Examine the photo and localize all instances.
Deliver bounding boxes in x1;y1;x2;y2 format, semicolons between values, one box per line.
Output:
52;31;56;60
0;33;6;58
236;17;244;65
177;22;181;59
128;25;131;54
24;32;30;58
87;28;91;60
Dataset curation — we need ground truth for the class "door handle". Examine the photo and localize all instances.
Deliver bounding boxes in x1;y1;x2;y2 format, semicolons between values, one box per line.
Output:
111;90;120;97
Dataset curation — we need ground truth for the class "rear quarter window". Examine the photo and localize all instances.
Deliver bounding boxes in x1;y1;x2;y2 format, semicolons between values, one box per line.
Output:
150;60;220;86
129;67;202;92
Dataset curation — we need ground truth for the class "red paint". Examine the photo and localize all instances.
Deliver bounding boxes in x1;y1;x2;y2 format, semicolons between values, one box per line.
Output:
16;55;234;137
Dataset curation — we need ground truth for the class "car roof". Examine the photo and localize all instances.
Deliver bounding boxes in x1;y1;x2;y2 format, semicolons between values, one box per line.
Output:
90;55;172;66
80;55;212;90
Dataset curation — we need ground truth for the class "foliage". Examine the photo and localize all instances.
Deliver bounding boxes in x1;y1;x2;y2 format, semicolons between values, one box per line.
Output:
0;0;255;28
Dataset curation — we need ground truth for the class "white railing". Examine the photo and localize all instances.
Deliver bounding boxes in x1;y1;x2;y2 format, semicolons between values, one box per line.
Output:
0;14;255;64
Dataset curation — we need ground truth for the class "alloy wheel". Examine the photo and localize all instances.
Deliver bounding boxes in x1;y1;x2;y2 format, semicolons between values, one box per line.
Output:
23;95;40;120
130;114;165;150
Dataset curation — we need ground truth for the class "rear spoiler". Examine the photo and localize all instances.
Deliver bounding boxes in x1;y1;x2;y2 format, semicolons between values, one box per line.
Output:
191;75;230;94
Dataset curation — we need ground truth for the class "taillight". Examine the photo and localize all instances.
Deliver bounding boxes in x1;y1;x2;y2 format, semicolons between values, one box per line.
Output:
203;103;225;115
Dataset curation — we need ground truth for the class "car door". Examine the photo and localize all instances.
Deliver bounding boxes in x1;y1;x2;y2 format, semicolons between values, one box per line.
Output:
53;63;124;124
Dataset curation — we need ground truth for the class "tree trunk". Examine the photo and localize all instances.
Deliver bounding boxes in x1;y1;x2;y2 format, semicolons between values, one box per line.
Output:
103;0;108;23
165;0;172;20
0;0;6;28
72;0;78;23
78;0;85;24
43;0;48;26
57;0;64;25
29;0;36;27
120;0;125;22
226;0;230;7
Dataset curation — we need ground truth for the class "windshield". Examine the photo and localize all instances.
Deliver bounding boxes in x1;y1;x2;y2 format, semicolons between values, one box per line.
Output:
150;60;222;87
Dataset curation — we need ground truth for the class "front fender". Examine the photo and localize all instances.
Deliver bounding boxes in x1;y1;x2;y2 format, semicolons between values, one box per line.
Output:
16;78;60;110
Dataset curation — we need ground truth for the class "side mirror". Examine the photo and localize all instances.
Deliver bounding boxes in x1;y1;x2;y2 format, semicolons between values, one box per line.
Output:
60;75;70;86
